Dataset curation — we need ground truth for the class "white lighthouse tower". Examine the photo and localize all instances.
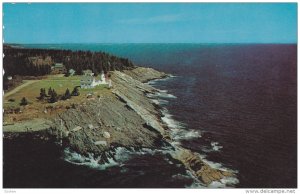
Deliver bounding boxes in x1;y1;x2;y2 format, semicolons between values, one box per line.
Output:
99;70;106;84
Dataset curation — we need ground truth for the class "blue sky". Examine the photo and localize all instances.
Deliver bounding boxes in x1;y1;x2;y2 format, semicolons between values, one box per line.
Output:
3;3;297;44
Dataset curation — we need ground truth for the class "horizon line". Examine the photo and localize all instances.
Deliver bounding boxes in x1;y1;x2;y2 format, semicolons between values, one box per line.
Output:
4;42;298;45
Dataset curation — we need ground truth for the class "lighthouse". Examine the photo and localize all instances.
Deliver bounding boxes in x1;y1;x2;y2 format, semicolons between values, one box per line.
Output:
100;70;106;84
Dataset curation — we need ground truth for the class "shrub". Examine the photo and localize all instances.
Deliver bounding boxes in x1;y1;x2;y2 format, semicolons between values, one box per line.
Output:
20;97;28;106
71;103;76;109
8;98;15;102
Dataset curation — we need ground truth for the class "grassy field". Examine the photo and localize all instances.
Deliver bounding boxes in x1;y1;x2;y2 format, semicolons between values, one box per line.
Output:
4;75;111;122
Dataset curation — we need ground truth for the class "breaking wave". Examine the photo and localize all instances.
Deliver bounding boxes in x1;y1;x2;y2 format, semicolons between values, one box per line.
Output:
63;148;118;170
201;141;223;153
147;90;177;99
63;146;172;170
147;77;201;143
147;76;239;188
147;75;177;85
161;107;201;142
208;176;240;188
211;141;223;152
156;90;177;99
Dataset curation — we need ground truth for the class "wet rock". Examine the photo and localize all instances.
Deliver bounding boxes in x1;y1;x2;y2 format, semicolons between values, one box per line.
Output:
170;147;234;185
221;171;233;177
201;173;212;185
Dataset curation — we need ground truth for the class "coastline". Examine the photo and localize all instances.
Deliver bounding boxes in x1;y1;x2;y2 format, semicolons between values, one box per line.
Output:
3;66;237;187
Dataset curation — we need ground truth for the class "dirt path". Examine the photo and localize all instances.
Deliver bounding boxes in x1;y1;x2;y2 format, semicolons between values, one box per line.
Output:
4;80;39;98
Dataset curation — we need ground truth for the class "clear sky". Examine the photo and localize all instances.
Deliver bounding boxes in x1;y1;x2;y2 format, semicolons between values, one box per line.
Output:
3;3;297;44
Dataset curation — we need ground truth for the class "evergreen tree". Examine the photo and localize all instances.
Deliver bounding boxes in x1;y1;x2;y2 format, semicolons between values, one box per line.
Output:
63;88;71;100
3;46;135;77
39;88;46;100
71;86;80;96
48;87;53;96
20;97;28;106
48;89;58;103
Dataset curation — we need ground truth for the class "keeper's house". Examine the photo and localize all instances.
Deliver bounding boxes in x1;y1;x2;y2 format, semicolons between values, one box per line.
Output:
80;70;107;89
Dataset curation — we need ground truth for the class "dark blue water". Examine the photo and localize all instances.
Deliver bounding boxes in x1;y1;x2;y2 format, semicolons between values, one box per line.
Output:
4;44;297;188
4;134;193;188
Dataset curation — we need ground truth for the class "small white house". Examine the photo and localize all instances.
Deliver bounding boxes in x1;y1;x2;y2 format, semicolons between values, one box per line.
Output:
69;69;76;76
80;70;108;89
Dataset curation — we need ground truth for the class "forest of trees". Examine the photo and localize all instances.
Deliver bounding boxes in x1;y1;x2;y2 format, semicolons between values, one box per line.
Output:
3;44;135;77
3;44;135;90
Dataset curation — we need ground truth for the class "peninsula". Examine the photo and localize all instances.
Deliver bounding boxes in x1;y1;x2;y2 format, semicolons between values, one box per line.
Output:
3;45;236;186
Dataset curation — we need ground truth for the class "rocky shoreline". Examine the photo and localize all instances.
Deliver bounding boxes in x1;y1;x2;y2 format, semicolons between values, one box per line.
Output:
3;67;236;186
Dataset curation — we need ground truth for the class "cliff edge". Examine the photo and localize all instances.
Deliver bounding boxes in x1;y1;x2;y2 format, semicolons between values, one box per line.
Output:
4;67;236;186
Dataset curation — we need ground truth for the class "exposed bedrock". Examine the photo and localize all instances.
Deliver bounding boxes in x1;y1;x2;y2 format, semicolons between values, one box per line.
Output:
37;67;235;185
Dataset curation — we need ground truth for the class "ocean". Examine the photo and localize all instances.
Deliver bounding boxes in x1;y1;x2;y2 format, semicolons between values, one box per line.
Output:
3;44;297;188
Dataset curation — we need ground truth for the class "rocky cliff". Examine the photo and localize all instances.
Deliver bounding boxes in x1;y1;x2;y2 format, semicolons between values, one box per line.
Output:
4;67;236;186
49;67;236;185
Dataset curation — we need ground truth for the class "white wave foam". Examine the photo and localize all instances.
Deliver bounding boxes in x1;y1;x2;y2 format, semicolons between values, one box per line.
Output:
199;153;239;175
211;141;223;152
146;93;155;98
147;93;171;105
201;142;223;153
147;80;158;85
161;112;183;130
161;108;201;142
138;147;171;155
63;148;118;170
111;147;167;162
157;89;168;93
156;92;177;99
151;99;160;105
157;99;169;105
64;146;173;171
173;129;202;141
114;147;133;161
147;75;176;85
208;176;239;188
220;176;240;187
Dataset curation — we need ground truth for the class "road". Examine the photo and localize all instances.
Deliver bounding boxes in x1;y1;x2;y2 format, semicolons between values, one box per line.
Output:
4;80;39;98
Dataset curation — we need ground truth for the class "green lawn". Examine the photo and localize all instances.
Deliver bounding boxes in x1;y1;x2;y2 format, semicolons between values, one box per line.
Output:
4;75;110;108
4;75;112;122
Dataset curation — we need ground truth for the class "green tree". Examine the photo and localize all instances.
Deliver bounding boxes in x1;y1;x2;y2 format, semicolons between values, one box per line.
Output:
48;89;58;103
20;97;28;106
48;87;53;96
71;86;80;96
63;88;71;100
39;88;46;100
65;68;70;77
